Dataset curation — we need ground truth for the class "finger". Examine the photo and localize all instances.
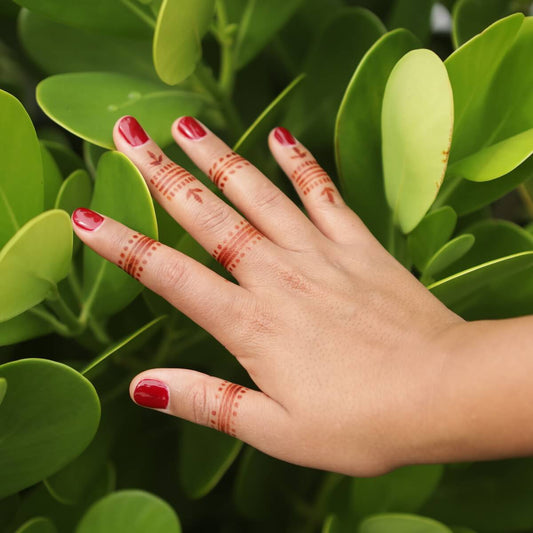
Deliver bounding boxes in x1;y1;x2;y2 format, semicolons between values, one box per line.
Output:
113;116;276;281
71;208;252;345
130;369;291;454
268;127;370;243
171;116;321;251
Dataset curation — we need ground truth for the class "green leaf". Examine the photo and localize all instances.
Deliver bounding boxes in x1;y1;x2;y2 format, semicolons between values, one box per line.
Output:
75;490;181;533
0;377;6;405
14;517;57;533
233;0;304;69
12;0;149;37
234;74;305;155
179;422;242;499
0;309;52;347
445;15;533;182
83;152;157;318
0;89;43;249
83;143;107;178
18;9;156;79
153;0;215;85
408;207;457;271
452;0;512;47
0;210;72;322
359;513;453;533
286;8;385;146
382;49;454;233
335;29;420;243
55;170;93;215
37;72;206;149
41;144;63;210
41;140;85;177
388;0;435;43
423;234;475;282
428;251;533;316
0;358;100;499
82;315;166;377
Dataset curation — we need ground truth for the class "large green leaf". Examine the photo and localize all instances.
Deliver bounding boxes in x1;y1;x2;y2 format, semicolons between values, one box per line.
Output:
0;377;6;405
179;422;242;499
76;490;181;533
0;210;72;322
0;89;43;249
41;140;85;177
18;9;156;79
37;72;206;149
12;0;149;37
153;0;215;85
0;358;100;499
14;517;57;533
41;144;63;210
382;49;454;233
335;29;420;244
233;0;304;69
0;309;52;347
422;234;475;283
83;152;157;318
55;170;93;215
445;15;533;182
359;513;452;533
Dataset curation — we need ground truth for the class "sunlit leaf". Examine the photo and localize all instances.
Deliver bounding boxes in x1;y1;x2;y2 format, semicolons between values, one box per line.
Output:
0;309;52;347
359;513;452;533
55;170;93;215
422;234;475;282
41;140;84;177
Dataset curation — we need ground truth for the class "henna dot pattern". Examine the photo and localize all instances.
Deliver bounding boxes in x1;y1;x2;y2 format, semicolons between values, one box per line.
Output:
212;381;248;437
212;220;262;273
208;151;250;191
148;156;195;201
117;233;161;280
291;159;332;196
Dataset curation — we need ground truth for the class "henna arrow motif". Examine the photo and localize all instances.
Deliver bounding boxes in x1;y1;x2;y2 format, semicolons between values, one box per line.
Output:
148;151;163;166
186;187;203;203
290;147;307;159
321;187;335;203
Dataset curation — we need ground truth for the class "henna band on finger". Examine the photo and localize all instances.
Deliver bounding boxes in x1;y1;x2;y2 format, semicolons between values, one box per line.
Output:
208;151;250;191
211;381;248;437
118;233;162;281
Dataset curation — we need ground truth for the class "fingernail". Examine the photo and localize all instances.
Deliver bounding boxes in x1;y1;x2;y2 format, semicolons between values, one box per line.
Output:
72;208;104;231
177;116;207;140
118;116;149;146
133;379;169;409
274;127;296;146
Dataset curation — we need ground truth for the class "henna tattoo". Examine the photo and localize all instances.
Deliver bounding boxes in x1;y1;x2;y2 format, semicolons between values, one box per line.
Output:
149;161;196;201
186;187;203;203
208;152;250;191
117;233;161;280
212;381;248;437
148;150;163;166
290;147;307;159
291;159;332;195
211;220;262;273
321;187;335;204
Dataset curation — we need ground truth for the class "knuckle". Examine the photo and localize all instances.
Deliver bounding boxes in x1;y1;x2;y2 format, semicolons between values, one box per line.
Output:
233;298;277;345
190;382;210;426
250;186;285;213
193;203;232;234
157;257;189;292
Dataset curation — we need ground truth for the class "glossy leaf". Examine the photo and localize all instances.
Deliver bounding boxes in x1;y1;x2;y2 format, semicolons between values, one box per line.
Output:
0;358;100;499
179;422;242;499
382;49;454;233
408;206;457;271
0;309;52;347
41;144;63;210
83;152;157;318
37;72;206;148
423;234;475;281
153;0;215;85
335;29;420;243
14;517;57;533
82;315;166;376
41;140;85;177
233;0;304;69
55;170;93;215
76;490;181;533
0;377;6;405
359;513;452;533
19;9;156;79
12;0;149;37
0;210;72;322
0;89;43;249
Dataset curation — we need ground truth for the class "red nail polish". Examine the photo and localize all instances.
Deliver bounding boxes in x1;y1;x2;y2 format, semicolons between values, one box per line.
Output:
177;116;207;140
133;379;169;409
72;208;104;231
118;116;149;146
274;127;296;146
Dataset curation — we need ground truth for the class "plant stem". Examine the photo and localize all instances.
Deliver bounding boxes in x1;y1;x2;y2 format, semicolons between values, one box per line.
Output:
28;306;71;336
45;287;83;335
120;0;156;28
215;0;235;95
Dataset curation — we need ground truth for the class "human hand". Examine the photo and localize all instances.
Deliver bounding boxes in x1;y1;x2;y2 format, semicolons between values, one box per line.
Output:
71;116;464;477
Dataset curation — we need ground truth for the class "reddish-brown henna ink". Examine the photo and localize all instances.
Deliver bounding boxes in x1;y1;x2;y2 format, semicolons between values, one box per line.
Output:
117;233;162;280
186;188;203;203
208;151;250;191
321;187;335;203
291;159;332;196
148;154;196;201
211;381;248;437
211;220;262;273
290;147;307;159
148;150;163;166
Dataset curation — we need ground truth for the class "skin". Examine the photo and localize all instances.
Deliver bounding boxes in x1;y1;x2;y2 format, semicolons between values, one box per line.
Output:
72;116;533;477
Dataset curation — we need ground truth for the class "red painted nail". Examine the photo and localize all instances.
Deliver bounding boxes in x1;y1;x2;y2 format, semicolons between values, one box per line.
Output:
274;127;296;146
72;208;104;231
133;379;169;409
177;116;207;140
118;116;149;146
